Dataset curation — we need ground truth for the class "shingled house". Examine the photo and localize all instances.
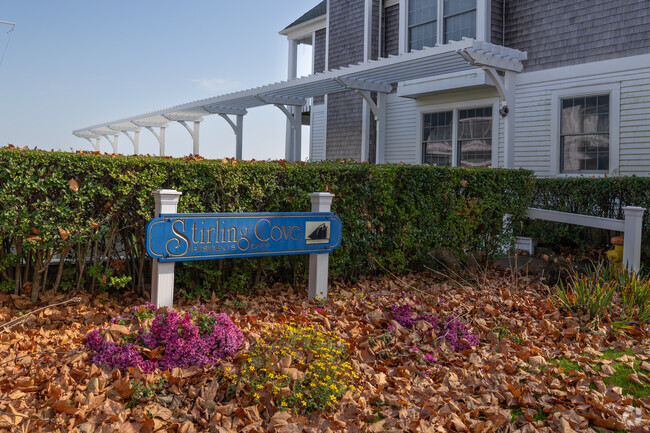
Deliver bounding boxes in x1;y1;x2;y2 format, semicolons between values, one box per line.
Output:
74;0;650;177
281;0;650;176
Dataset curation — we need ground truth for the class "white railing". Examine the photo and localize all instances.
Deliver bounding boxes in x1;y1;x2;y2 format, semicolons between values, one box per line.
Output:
523;206;645;273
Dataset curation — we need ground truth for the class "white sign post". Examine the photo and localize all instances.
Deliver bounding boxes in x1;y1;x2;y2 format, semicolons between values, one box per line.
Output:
150;190;337;308
151;189;182;308
308;192;335;301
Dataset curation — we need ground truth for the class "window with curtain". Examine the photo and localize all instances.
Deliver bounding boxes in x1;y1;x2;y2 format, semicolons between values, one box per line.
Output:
422;106;492;167
560;95;609;173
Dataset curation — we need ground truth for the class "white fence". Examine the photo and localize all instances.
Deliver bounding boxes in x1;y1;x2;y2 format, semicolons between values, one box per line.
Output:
522;206;645;273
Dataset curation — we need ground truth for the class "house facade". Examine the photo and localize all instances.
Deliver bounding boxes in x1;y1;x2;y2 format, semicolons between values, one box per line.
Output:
282;0;650;177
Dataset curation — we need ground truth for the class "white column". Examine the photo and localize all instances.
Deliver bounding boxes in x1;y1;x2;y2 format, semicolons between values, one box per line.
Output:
285;39;299;160
503;70;516;169
623;206;645;273
159;126;166;156
308;192;335;300
94;137;101;151
235;115;244;160
193;121;201;155
376;92;387;164
293;107;302;162
151;189;182;308
111;134;119;153
133;130;140;155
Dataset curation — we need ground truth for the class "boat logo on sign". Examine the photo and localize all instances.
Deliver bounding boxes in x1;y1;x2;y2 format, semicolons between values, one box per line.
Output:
305;221;330;244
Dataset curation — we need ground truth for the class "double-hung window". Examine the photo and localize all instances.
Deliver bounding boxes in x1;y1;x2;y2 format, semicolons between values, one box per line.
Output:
408;0;477;51
422;106;493;167
551;82;619;176
560;95;610;173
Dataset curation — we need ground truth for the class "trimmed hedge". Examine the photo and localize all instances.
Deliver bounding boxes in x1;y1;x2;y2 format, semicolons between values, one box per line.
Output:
528;177;650;255
0;148;535;301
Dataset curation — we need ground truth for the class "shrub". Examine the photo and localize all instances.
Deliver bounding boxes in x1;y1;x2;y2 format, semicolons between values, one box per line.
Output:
0;147;535;300
238;322;358;414
85;304;244;372
529;177;650;255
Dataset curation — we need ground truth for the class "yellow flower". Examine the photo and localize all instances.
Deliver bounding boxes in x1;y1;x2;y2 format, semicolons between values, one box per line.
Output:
281;401;287;407
249;366;255;371
295;393;302;398
301;400;307;406
256;384;264;390
253;393;260;399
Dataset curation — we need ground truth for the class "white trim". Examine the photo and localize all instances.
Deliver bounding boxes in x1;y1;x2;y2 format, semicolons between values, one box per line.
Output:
325;0;330;71
397;69;493;98
465;0;491;43
518;53;650;85
279;16;326;40
549;83;620;177
398;0;407;54
416;96;499;166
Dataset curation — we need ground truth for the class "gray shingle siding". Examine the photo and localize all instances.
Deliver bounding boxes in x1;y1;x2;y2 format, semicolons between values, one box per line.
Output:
505;0;650;72
382;4;399;57
371;0;380;60
313;28;327;105
326;0;366;159
327;91;363;160
328;0;365;69
491;0;504;45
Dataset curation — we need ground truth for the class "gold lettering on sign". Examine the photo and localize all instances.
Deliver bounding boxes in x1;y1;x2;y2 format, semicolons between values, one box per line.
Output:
167;219;190;256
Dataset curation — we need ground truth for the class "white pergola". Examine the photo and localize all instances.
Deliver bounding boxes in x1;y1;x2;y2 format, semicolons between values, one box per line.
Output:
73;39;526;166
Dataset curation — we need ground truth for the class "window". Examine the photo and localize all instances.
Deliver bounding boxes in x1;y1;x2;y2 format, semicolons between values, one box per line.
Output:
408;0;438;50
407;0;477;51
443;0;477;43
560;95;609;173
423;106;492;167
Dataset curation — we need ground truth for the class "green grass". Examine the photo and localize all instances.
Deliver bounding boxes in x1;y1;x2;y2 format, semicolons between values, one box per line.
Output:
548;358;583;373
591;348;649;399
510;408;523;423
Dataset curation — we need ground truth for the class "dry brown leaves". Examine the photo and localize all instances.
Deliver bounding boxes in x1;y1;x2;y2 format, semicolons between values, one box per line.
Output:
1;271;649;432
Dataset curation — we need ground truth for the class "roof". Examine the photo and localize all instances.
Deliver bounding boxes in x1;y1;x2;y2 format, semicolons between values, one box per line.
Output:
282;1;326;32
73;39;527;137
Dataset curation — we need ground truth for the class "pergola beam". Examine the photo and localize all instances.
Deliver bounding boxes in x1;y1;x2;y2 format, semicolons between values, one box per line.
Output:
256;94;307;107
202;105;247;116
335;77;392;93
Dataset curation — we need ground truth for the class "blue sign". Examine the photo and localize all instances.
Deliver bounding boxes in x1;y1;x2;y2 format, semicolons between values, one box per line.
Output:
145;212;342;262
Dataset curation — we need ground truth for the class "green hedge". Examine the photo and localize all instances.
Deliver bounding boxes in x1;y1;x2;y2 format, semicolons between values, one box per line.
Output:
0;148;535;301
528;177;650;255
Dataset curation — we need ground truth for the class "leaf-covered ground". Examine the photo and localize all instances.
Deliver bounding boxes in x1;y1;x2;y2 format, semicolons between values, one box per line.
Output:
1;272;649;433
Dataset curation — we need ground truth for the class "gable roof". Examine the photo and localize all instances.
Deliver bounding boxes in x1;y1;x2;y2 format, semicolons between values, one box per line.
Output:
282;1;326;32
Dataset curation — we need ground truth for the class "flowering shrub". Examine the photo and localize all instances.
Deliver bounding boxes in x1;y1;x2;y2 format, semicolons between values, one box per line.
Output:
239;321;358;414
85;304;244;372
391;304;479;351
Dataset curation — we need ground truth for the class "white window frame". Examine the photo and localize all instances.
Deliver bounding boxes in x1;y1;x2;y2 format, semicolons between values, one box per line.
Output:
398;0;490;54
550;83;620;177
416;97;499;167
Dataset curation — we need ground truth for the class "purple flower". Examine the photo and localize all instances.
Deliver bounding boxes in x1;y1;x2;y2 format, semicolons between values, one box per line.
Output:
390;304;479;352
85;305;244;372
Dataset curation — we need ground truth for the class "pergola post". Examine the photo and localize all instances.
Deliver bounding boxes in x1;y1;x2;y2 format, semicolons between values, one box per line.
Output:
143;125;167;156
257;94;306;161
236;115;244;160
376;92;387;164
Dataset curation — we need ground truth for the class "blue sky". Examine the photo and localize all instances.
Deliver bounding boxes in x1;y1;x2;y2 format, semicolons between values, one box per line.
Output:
0;0;318;159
